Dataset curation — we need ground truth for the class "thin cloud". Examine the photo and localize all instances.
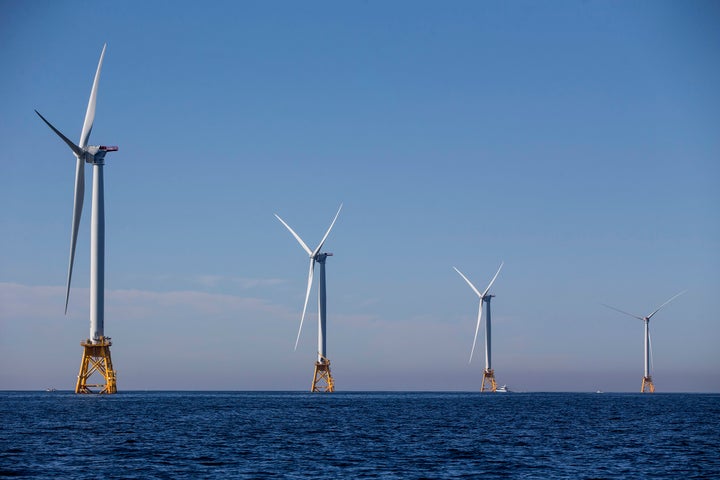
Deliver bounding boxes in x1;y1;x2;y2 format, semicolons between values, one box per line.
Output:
0;282;290;322
0;283;65;319
121;274;287;290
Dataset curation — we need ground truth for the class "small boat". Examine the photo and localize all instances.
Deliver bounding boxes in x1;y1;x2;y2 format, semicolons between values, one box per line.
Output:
596;390;603;394
45;387;57;392
496;385;510;393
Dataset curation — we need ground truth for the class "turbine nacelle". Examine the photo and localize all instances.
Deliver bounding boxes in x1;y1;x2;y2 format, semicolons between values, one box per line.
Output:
84;145;119;164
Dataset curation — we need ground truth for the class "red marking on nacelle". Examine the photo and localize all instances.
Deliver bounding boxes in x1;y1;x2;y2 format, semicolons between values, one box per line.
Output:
100;146;119;151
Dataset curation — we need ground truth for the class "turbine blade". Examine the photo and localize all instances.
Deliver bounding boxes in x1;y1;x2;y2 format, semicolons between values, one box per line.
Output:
294;258;315;350
313;203;343;257
65;156;85;313
275;213;312;256
647;290;687;320
453;267;483;299
35;110;83;158
79;44;106;148
469;302;483;363
482;261;504;298
601;303;644;321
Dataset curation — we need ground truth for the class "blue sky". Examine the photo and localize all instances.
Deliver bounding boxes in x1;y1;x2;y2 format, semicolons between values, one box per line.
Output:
1;1;718;391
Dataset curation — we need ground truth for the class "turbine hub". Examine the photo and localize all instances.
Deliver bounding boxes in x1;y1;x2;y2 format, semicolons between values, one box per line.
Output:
315;252;333;262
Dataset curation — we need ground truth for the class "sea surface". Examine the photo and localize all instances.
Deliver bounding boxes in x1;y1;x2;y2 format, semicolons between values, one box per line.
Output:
1;391;718;479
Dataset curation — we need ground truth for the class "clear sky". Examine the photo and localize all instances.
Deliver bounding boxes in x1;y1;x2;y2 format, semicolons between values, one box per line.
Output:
1;1;718;392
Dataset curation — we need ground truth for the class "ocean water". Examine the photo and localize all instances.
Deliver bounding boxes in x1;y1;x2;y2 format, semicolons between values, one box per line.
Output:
1;392;718;479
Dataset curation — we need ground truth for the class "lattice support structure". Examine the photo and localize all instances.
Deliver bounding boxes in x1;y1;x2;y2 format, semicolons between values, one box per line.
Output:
641;375;655;393
311;356;334;393
75;337;117;394
480;368;497;392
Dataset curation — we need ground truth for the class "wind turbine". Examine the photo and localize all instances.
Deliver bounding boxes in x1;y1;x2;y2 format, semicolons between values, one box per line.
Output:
36;44;119;394
275;204;342;392
454;262;503;392
603;290;685;393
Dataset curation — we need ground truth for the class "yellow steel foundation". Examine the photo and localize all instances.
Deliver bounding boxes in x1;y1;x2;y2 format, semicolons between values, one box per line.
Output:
480;368;497;392
311;356;334;393
641;375;655;393
75;337;117;394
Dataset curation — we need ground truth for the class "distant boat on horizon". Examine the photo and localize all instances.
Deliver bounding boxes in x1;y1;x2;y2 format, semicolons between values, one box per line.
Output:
496;385;510;393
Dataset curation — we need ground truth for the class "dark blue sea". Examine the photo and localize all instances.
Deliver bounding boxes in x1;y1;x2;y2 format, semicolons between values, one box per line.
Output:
1;392;718;479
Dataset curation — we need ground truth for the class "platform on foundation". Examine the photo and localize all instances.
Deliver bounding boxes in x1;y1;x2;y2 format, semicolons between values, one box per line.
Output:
641;375;655;393
481;368;497;392
311;356;334;393
75;337;117;394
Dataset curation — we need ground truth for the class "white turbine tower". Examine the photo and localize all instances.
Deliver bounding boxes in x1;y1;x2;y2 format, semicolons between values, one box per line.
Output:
603;290;685;393
454;262;503;392
35;44;118;394
275;204;342;392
